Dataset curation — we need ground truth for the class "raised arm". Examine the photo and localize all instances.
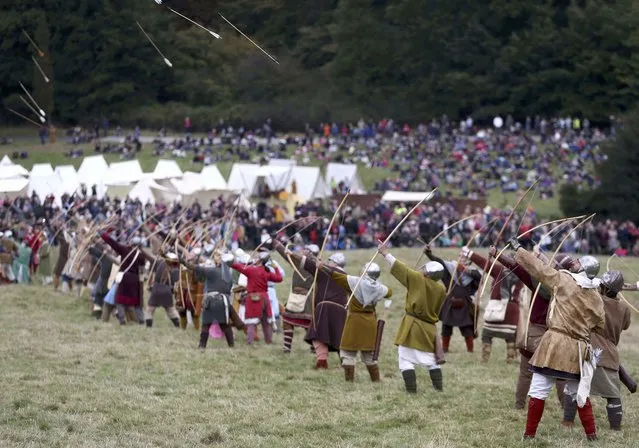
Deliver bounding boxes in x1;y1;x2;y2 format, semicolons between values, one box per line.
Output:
514;247;562;290
101;232;127;256
266;266;283;283
496;251;536;290
330;271;351;293
469;251;504;278
231;262;251;276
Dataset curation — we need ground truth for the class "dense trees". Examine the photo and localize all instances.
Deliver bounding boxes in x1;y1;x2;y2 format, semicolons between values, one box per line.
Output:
1;0;639;129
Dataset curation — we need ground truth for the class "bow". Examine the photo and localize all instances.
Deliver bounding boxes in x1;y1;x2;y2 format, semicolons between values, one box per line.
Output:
476;180;539;301
414;213;479;268
344;189;436;310
523;213;595;348
311;192;351;329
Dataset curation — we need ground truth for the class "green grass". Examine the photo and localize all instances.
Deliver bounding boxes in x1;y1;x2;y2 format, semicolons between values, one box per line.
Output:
1;248;639;447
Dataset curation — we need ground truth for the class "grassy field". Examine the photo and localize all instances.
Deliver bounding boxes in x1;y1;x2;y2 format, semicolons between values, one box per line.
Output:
0;127;563;216
1;247;638;447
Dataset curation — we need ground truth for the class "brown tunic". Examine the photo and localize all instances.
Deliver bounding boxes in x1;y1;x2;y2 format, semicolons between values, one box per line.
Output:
303;257;347;352
591;296;631;371
516;249;605;378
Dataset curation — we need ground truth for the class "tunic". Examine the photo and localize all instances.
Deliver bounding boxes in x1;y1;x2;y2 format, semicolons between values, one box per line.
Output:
428;252;480;329
148;259;178;308
38;240;52;277
88;246;114;299
231;263;282;324
498;254;553;355
332;272;392;352
390;259;446;353
303;257;348;352
266;260;285;319
274;242;314;324
515;249;605;379
12;244;31;284
469;252;523;339
591;296;631;372
101;233;145;307
195;263;233;325
54;233;69;276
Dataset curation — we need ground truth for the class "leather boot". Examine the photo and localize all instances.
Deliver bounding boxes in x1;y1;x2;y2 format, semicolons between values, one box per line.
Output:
145;319;153;328
366;364;380;382
507;342;517;364
441;336;451;353
606;398;623;431
343;365;355;382
170;317;180;328
429;369;443;391
524;397;545;439
198;331;209;349
402;369;417;394
563;395;577;427
465;336;474;353
481;343;491;363
179;315;187;330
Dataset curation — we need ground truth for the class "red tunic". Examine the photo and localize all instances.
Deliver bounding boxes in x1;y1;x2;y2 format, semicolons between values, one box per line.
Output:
101;233;145;307
231;263;282;321
26;232;42;269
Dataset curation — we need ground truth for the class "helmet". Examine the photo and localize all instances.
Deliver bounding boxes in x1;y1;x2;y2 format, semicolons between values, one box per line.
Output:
164;252;178;262
130;236;142;246
363;262;381;280
306;244;320;255
601;270;624;295
204;244;214;255
328;253;345;267
554;254;575;271
578;255;600;279
422;261;444;281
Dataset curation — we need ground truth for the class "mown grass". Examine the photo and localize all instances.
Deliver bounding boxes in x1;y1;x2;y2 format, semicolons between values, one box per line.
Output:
1;248;638;447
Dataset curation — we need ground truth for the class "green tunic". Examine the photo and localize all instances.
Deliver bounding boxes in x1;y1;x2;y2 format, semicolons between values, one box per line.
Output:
38;241;52;277
332;272;392;352
391;260;446;353
13;244;31;284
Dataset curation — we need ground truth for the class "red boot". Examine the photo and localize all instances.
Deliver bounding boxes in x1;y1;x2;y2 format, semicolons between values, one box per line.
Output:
441;336;451;353
465;336;474;353
524;397;545;439
577;399;597;441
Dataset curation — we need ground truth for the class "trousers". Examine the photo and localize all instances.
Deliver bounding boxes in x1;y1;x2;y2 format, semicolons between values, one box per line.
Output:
340;350;375;366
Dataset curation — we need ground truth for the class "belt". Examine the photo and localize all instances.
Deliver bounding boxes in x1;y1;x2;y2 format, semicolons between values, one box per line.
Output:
406;312;436;325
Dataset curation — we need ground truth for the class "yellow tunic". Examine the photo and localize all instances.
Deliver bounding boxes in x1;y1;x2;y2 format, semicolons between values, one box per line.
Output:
390;260;446;353
331;272;392;352
515;249;605;376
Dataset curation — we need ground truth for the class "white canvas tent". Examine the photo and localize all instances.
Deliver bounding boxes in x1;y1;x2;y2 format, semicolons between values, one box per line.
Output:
77;155;109;186
0;164;29;179
200;165;227;190
127;179;171;205
152;159;183;180
169;170;231;206
227;163;290;196
28;174;63;205
55;165;80;195
268;158;296;168
30;163;54;178
106;160;144;185
325;163;365;194
284;166;330;201
0;178;29;198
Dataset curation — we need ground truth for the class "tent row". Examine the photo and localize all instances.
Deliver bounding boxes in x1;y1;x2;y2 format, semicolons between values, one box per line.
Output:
0;155;366;204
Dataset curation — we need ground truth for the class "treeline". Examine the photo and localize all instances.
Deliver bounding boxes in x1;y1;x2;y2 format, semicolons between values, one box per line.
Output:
1;0;638;130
